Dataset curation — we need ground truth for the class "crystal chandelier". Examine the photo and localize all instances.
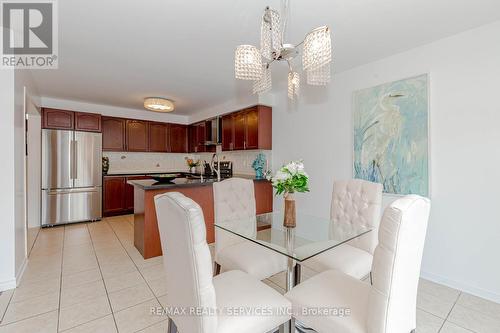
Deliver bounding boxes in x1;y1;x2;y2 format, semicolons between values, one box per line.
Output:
234;0;332;100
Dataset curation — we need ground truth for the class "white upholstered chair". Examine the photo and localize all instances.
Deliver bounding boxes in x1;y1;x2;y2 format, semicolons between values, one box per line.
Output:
285;195;431;333
302;179;383;280
213;178;286;280
154;192;291;333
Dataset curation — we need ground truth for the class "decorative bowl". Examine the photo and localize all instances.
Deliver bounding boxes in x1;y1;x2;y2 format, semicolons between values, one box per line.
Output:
151;173;179;183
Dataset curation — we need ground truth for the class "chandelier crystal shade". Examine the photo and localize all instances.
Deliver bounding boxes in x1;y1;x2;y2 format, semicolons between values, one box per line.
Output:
288;72;300;100
234;1;333;99
253;65;272;94
234;45;263;80
306;63;331;86
302;26;332;71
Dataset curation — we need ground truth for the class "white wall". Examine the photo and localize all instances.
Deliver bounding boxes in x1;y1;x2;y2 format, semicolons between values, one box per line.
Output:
0;69;17;290
41;97;190;124
270;21;500;302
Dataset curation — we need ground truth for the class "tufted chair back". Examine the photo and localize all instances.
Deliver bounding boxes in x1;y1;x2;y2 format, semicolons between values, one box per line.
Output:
367;195;431;333
155;192;217;333
330;179;383;254
213;178;257;260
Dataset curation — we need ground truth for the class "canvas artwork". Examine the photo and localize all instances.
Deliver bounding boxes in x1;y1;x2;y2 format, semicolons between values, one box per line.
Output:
353;74;429;196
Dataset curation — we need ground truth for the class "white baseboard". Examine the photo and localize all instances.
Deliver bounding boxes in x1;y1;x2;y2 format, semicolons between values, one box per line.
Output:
421;270;500;304
15;258;28;287
0;278;16;291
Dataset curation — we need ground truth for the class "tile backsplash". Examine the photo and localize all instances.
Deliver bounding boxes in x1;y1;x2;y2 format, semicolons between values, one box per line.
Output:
103;148;272;176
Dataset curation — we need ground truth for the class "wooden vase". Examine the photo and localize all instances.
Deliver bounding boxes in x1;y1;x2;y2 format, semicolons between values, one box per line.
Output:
283;193;296;228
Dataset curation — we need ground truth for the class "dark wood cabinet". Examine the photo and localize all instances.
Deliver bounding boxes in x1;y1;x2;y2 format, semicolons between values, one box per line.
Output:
245;107;259;149
126;120;149;152
222;114;234;151
148;122;169;152
233;112;246;150
42;108;74;130
221;105;272;151
102;117;126;151
169;124;188;153
189;122;207;153
74;112;101;132
104;175;151;216
103;177;126;216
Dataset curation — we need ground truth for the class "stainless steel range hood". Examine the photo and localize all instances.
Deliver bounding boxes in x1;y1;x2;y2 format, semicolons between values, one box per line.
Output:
205;117;222;145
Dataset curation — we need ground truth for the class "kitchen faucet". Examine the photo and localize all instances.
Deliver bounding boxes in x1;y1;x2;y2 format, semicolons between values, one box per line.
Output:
211;153;221;182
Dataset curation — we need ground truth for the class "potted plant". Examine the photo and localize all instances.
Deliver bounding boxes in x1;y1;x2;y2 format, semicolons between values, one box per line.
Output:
269;160;309;227
186;158;199;174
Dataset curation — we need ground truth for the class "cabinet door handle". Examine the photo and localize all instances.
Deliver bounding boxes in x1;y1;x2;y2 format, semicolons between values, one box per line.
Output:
244;141;246;150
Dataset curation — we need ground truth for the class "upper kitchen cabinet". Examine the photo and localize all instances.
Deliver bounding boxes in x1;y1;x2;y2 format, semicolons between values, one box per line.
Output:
42;108;74;130
189;122;208;153
126;120;149;152
102;116;126;151
149;122;169;152
74;112;101;132
169;124;188;153
222;105;272;151
221;114;234;151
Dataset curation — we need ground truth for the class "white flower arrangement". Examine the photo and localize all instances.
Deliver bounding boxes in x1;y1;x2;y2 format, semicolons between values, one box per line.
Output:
268;160;309;195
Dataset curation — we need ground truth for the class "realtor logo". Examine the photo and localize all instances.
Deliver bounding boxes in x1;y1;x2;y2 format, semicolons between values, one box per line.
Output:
1;0;58;68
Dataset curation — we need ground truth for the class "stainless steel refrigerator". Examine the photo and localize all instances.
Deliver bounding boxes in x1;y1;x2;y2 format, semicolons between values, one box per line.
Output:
41;129;102;226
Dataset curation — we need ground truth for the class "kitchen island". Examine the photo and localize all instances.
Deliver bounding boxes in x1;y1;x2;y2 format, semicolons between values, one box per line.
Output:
128;176;273;259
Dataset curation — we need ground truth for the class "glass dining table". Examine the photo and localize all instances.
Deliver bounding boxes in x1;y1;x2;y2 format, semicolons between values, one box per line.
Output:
214;211;372;292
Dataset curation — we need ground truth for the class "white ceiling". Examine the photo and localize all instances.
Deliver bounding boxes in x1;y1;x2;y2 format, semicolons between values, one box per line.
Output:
32;0;500;115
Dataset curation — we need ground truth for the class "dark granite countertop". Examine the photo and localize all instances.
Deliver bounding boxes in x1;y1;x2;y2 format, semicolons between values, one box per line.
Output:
128;174;269;190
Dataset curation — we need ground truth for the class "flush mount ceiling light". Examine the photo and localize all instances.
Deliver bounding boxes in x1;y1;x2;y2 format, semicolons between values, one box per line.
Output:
143;97;175;112
234;0;333;100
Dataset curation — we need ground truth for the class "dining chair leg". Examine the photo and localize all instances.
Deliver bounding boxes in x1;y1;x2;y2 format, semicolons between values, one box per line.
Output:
214;262;221;276
167;317;177;333
294;263;302;286
369;272;373;285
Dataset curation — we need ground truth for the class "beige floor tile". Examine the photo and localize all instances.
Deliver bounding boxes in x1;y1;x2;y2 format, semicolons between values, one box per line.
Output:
61;314;116;333
0;290;14;321
139;264;166;282
417;290;456;319
457;293;500;320
157;295;169;308
1;292;59;325
146;277;167;297
60;280;107;308
0;310;57;333
448;304;500;333
440;322;475;333
416;309;444;333
58;295;111;331
62;258;99;276
114;299;164;333
136;319;169;333
108;283;155;313
103;270;144;293
62;269;102;289
418;279;461;303
100;261;137;279
21;265;62;283
11;277;60;303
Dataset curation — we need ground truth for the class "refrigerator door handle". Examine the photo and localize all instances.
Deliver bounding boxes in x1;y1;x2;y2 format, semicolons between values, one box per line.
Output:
47;187;100;195
74;140;78;180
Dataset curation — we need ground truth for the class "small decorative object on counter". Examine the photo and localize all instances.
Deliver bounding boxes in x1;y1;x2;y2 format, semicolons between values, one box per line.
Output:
186;158;199;174
102;157;109;175
269;160;309;228
252;153;266;179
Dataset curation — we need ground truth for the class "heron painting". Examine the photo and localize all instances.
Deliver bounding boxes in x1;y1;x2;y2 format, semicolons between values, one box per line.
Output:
353;74;429;196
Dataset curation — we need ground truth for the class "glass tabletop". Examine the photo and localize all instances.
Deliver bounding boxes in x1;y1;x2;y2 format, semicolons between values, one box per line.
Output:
214;211;372;262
